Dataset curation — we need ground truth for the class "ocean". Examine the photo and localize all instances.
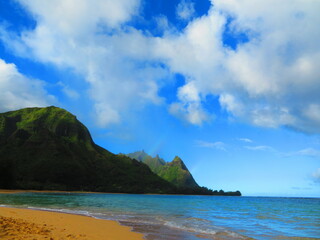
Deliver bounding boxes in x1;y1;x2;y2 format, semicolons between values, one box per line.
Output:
0;193;319;240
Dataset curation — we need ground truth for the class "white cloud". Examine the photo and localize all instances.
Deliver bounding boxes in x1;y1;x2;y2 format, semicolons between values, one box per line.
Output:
218;0;320;132
219;94;244;116
94;103;120;126
296;148;320;158
196;140;226;151
169;82;211;125
19;0;140;32
239;138;253;143
176;0;195;21
1;0;320;133
169;102;210;125
178;81;201;102
245;145;274;151
283;147;320;158
155;15;171;34
156;0;320;133
1;0;170;127
0;59;55;112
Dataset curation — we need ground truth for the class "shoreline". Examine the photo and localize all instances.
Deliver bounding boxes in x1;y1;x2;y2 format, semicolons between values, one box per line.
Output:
0;189;110;195
0;189;242;197
2;191;317;240
0;206;144;240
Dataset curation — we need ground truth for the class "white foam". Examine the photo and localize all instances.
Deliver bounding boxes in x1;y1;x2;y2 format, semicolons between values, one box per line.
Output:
163;220;247;239
27;206;91;217
164;221;218;235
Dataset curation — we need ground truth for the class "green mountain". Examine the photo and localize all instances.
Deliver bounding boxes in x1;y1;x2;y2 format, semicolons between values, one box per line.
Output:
127;151;241;196
126;150;166;173
0;106;241;196
127;151;199;189
0;106;175;193
158;156;199;188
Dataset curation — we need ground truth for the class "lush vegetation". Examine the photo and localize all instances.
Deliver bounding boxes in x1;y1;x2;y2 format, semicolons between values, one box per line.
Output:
126;151;198;188
0;106;241;196
0;107;175;193
126;151;241;196
157;156;199;188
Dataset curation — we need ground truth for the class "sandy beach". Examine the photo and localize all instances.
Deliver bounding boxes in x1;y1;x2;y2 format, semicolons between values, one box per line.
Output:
0;190;26;194
0;207;144;240
0;189;104;195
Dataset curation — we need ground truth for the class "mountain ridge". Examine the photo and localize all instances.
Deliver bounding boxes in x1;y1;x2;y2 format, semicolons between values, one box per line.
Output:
127;151;199;189
0;106;241;196
126;151;241;196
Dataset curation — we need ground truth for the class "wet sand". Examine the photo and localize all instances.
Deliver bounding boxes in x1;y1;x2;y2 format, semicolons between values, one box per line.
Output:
0;207;144;240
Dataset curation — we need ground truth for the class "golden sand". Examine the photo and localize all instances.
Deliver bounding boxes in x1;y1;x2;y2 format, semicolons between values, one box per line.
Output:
0;189;103;194
0;207;144;240
0;190;25;194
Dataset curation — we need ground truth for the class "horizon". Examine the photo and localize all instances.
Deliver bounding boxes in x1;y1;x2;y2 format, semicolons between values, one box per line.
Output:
0;0;319;198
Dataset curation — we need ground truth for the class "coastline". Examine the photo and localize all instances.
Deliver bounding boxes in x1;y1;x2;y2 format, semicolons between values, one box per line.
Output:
0;189;241;197
0;206;144;240
0;189;108;195
1;191;318;240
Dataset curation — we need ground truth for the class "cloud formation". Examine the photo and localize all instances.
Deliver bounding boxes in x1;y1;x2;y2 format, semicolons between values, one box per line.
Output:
245;145;275;152
158;0;320;133
176;0;195;21
238;138;253;143
196;140;226;151
295;148;320;158
1;0;169;126
169;82;211;125
0;58;54;112
1;0;320;133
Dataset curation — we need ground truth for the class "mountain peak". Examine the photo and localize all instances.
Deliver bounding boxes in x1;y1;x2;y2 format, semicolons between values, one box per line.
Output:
170;156;188;171
173;156;182;162
127;152;199;189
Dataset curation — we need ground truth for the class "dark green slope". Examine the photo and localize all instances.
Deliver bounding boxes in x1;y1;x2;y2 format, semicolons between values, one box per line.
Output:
0;106;175;193
127;151;199;188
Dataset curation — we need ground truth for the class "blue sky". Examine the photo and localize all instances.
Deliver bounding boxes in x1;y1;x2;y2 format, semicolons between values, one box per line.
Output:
0;0;319;197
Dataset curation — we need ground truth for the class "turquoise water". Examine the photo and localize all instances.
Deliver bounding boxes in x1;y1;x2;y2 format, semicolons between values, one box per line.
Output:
0;193;319;240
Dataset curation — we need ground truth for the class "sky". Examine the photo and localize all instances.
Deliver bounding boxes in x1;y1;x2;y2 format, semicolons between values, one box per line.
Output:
0;0;319;197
